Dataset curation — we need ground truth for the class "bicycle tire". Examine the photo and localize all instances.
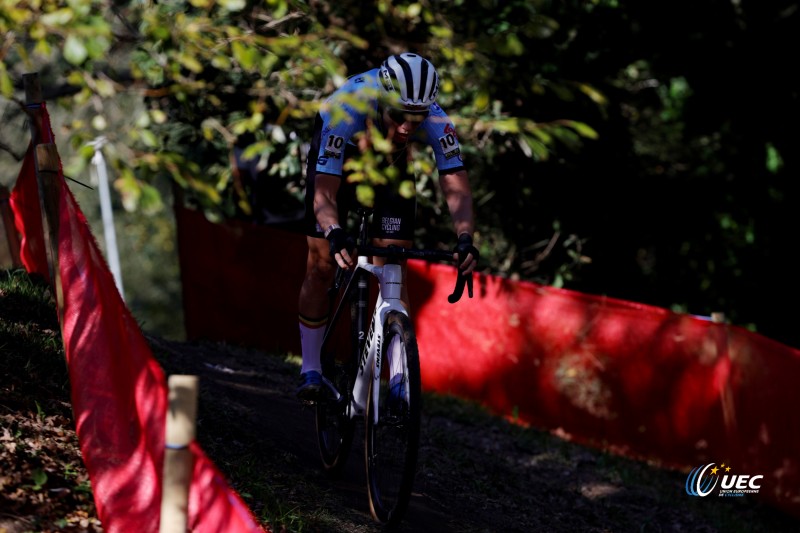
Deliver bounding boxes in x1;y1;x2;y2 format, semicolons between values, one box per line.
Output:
315;298;358;477
315;359;355;476
364;311;421;525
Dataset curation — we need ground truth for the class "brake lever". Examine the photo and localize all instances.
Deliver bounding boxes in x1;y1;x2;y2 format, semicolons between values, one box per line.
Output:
447;270;473;304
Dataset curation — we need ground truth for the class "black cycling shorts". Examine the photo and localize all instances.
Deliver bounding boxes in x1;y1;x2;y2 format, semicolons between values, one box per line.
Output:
303;115;416;241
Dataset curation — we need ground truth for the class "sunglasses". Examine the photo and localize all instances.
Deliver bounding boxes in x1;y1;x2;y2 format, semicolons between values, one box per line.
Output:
387;107;429;125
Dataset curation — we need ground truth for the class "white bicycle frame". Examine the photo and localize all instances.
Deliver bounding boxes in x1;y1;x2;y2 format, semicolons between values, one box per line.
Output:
348;257;408;424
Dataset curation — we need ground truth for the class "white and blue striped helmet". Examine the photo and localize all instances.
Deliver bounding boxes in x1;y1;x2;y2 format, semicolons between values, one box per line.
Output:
379;53;440;111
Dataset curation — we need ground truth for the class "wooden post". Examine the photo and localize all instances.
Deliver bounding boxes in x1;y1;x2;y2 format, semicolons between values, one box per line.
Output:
0;185;22;268
33;143;64;320
34;145;61;261
23;72;44;143
160;375;199;533
24;72;57;286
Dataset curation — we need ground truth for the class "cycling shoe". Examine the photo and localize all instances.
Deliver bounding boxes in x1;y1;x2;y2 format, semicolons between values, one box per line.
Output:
296;370;323;403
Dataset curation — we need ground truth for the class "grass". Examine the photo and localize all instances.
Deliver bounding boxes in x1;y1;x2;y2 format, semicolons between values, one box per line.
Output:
0;268;102;531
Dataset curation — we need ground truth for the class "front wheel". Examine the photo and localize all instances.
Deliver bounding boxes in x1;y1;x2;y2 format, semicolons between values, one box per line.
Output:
364;311;421;525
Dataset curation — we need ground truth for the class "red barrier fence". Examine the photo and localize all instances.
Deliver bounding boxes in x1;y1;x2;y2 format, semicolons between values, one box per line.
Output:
10;144;50;282
176;203;800;520
10;100;263;532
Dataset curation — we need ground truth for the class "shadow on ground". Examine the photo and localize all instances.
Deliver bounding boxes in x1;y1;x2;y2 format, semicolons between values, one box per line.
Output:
149;337;800;533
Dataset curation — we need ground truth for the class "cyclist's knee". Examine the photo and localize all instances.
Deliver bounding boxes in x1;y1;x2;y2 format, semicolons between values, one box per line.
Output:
306;237;336;281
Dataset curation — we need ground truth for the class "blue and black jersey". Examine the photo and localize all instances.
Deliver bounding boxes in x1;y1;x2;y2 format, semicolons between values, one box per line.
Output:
312;69;465;177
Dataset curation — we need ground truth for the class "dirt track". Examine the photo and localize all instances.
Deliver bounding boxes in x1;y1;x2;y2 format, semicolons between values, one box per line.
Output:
149;336;800;533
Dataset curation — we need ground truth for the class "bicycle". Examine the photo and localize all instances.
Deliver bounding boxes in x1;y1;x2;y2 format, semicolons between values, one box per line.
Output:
313;208;473;526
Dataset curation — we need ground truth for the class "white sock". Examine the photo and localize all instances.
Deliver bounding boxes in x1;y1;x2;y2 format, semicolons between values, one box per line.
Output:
299;319;325;375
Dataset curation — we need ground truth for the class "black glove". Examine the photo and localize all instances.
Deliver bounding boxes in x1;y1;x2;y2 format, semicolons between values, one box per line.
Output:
454;233;479;269
326;227;356;260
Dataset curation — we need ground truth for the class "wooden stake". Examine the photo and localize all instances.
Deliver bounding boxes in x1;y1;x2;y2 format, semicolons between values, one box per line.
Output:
160;375;199;533
23;72;58;286
33;143;64;320
0;185;22;268
23;72;44;142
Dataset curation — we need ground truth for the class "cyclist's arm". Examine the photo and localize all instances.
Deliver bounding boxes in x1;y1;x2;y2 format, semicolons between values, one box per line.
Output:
314;173;356;268
439;169;474;238
439;169;477;274
313;173;342;233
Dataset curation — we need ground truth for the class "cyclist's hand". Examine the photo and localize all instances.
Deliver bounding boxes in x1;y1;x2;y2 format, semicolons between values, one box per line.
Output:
453;233;479;274
327;227;357;268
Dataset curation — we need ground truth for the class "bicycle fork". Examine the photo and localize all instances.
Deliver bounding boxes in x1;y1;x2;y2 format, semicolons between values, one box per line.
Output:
351;260;407;422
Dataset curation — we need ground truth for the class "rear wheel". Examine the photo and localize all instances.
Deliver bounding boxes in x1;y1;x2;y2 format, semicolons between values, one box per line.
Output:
315;295;358;477
365;311;421;525
315;358;355;476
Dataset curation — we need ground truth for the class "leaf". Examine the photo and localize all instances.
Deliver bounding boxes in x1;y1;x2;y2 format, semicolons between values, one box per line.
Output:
474;91;490;111
91;115;107;131
63;35;88;65
266;0;288;19
521;134;550;161
491;119;520;134
85;36;111;59
232;41;256;70
177;53;203;73
34;39;52;57
399;180;415;199
94;78;116;97
527;126;553;144
356;184;375;207
133;111;150;129
270;126;286;144
31;468;48;490
242;141;271;161
530;14;559;39
150;109;168;124
140;129;159;148
40;7;74;26
577;83;608;106
219;0;247;11
564;120;599;140
502;34;525;56
211;54;232;70
139;184;164;215
0;66;13;98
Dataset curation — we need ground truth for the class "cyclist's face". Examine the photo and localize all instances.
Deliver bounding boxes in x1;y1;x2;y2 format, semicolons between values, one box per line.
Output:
384;108;427;143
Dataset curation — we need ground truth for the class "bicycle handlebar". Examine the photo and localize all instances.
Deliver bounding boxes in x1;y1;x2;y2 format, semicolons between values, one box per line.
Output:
357;244;473;304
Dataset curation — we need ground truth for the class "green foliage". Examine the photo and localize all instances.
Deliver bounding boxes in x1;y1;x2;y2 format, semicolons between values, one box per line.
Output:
2;0;354;212
4;1;799;345
0;0;598;219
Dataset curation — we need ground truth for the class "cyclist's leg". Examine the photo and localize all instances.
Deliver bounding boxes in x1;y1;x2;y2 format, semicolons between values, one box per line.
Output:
298;124;359;398
298;236;334;372
296;232;334;399
297;120;338;397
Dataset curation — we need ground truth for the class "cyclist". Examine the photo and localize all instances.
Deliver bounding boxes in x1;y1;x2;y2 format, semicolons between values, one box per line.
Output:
297;52;479;401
